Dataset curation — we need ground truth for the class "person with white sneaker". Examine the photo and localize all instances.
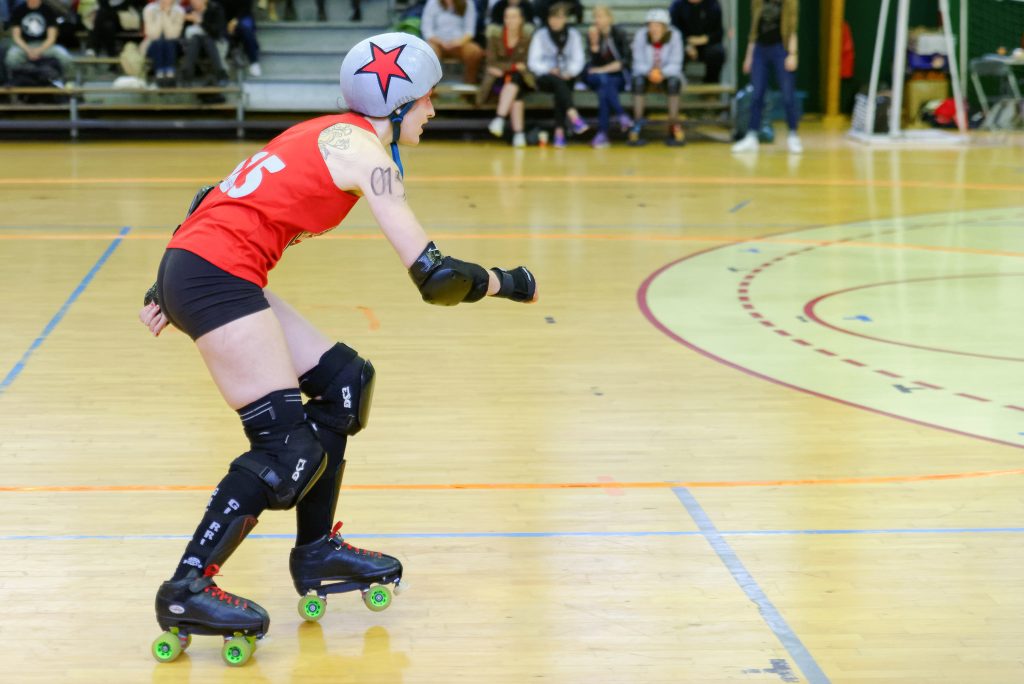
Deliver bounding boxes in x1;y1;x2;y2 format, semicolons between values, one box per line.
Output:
479;5;535;148
224;0;262;78
731;0;801;154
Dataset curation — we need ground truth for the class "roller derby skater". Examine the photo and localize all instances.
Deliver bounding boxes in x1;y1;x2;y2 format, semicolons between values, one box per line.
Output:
139;32;539;666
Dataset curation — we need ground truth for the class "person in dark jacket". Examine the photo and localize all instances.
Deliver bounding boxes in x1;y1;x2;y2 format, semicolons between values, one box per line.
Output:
223;0;260;76
669;0;725;83
533;0;581;25
583;4;631;148
181;0;229;85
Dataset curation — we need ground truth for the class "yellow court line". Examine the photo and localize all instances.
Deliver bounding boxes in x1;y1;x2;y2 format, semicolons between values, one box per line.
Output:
3;468;1023;493
0;175;1020;192
2;232;1024;259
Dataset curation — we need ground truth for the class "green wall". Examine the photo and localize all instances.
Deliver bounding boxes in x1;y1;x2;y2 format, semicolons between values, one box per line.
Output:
840;0;939;112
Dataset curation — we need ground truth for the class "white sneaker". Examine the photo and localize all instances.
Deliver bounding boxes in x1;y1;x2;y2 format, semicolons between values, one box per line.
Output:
248;62;262;77
731;131;759;153
488;116;505;138
787;132;803;154
511;132;525;148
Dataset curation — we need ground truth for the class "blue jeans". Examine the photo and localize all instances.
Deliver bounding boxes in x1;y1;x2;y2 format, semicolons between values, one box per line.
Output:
749;42;799;132
584;71;626;134
147;39;178;73
233;16;260;64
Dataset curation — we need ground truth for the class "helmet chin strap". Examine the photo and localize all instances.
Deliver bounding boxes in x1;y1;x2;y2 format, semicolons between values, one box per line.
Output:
388;101;416;178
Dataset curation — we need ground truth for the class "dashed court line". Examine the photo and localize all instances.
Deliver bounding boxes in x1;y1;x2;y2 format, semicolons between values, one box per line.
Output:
734;230;1017;414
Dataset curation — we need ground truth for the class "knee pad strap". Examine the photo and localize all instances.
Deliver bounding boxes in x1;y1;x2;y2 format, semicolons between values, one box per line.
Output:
231;422;327;510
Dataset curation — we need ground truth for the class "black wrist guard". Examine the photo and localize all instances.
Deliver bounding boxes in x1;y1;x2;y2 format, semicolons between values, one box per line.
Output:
408;242;490;306
144;281;159;306
490;266;536;302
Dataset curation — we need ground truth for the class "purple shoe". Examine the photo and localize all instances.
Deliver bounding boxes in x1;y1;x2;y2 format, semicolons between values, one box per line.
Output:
570;117;589;135
617;114;634;132
591;131;610;149
553;130;567;148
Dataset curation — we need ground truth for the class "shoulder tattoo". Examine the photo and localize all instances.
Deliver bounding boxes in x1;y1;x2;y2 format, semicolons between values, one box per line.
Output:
318;123;355;159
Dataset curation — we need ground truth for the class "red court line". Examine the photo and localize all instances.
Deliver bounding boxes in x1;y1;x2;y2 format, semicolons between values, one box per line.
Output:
3;469;1024;493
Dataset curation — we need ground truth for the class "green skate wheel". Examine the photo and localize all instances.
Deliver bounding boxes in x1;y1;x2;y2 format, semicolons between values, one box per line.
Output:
222;636;253;667
363;584;392;612
298;595;326;622
151;632;182;663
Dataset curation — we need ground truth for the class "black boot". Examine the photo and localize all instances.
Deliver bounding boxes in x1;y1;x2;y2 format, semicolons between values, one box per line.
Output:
290;521;403;620
152;565;269;665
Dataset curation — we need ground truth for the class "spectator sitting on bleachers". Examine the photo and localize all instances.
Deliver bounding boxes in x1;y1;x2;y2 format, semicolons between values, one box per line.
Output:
0;2;11;84
528;2;587;148
583;4;630;148
142;0;183;86
670;0;725;83
628;8;685;147
87;0;145;56
480;4;533;147
85;0;123;57
488;0;533;27
533;0;579;25
222;0;260;76
181;0;228;85
422;0;483;84
5;0;74;82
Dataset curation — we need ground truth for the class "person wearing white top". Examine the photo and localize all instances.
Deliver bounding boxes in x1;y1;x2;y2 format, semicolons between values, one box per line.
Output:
527;3;588;147
142;0;185;86
421;0;485;84
628;8;686;147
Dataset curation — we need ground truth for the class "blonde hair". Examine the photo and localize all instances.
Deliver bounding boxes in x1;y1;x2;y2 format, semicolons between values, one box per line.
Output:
593;4;613;23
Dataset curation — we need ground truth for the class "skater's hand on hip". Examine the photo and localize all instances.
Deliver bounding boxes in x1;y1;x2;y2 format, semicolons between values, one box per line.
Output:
140;302;170;337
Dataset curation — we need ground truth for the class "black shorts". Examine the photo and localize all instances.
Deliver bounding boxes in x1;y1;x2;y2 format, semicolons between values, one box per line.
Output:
156;248;270;340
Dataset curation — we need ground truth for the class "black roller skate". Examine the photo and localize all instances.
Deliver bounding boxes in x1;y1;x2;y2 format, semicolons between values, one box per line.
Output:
290;521;404;621
151;564;269;666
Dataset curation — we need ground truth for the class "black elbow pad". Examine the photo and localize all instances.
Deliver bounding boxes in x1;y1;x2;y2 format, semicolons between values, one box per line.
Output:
408;242;490;306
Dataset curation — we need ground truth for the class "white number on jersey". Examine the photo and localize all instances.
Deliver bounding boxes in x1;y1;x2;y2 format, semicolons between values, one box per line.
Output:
219;151;286;198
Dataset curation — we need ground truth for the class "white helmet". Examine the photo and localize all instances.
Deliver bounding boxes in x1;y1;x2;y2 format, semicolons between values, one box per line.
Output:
645;8;670;26
339;32;442;117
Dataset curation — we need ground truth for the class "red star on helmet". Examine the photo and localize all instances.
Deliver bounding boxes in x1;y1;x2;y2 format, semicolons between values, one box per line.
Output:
355;42;413;101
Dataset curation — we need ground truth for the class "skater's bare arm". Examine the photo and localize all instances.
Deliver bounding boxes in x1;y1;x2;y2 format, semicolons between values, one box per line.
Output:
318;124;502;293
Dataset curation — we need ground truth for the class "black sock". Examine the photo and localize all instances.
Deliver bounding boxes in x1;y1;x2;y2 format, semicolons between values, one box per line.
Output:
170;389;303;580
294;430;347;546
295;365;348;546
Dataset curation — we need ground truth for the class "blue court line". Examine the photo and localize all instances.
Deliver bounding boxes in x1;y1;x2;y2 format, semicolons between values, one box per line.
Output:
2;527;1024;541
0;226;131;396
729;199;752;213
674;487;831;684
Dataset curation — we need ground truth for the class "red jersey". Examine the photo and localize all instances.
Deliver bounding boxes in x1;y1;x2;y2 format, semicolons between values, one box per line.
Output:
168;113;376;287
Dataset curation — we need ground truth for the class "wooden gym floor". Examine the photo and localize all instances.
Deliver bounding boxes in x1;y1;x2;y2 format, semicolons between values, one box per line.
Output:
1;125;1023;683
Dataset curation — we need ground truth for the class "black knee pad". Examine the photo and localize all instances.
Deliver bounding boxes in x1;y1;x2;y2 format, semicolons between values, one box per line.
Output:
300;343;376;436
230;421;327;510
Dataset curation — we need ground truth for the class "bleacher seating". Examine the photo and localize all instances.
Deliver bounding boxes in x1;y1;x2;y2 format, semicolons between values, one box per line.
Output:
0;0;734;138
